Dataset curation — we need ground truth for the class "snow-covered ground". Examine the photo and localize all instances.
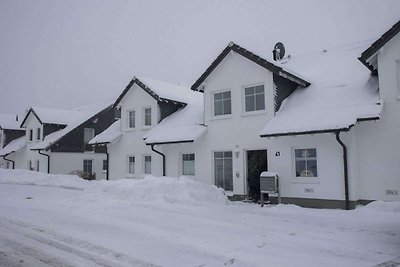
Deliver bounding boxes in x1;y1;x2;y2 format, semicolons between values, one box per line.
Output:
0;169;399;267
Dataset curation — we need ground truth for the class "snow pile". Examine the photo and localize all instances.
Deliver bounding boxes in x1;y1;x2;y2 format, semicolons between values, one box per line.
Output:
79;176;228;206
358;200;400;213
89;120;121;145
0;136;26;156
0;169;90;189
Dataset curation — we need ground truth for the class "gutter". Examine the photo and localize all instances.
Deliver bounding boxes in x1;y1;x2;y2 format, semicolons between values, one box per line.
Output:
151;145;165;176
335;131;350;210
2;153;15;169
37;150;50;174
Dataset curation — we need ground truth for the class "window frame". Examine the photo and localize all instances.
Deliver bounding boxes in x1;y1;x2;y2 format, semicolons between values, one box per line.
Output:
83;128;95;152
213;150;233;192
181;153;195;176
143;107;152;128
28;129;33;142
35;160;40;172
83;159;93;174
36;128;41;141
212;90;232;119
127;155;135;177
292;148;319;183
143;155;152;175
242;83;266;114
127;109;136;130
102;159;108;173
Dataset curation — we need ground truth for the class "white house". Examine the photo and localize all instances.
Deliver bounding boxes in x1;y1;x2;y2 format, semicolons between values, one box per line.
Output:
0;113;25;169
0;102;115;179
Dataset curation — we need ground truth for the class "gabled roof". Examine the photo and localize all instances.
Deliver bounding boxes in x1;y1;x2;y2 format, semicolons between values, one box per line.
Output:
113;76;194;109
260;41;382;138
0;113;23;131
20;106;83;128
30;101;113;151
358;19;400;72
191;42;310;91
89;120;121;145
0;136;25;156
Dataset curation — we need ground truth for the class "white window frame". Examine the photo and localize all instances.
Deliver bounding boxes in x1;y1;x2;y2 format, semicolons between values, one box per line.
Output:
143;107;152;128
35;160;40;172
211;90;232;119
127;155;135;177
127;109;136;130
83;159;93;174
213;151;233;192
143;155;152;175
28;160;33;171
36;128;41;141
102;159;108;173
28;129;33;142
242;83;266;115
291;147;319;184
181;153;195;176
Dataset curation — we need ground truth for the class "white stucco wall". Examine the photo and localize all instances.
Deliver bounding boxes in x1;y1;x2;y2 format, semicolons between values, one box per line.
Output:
108;84;163;180
162;51;275;195
355;33;400;201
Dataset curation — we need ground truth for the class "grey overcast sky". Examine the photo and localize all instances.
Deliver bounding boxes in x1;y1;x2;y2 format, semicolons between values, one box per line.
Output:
0;0;399;115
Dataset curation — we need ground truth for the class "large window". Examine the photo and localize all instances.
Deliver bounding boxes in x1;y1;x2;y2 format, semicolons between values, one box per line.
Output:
144;108;152;126
213;91;231;116
83;159;93;174
36;128;41;141
127;110;135;129
295;148;318;177
84;128;95;152
144;155;151;174
244;85;265;112
128;156;135;175
182;153;195;176
214;151;233;191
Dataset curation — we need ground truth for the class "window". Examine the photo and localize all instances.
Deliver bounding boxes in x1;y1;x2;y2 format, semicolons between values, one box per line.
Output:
244;85;265;112
182;153;195;176
83;159;93;174
35;160;40;172
295;148;318;177
213;91;231;116
127;110;135;129
28;160;33;171
6;162;10;169
84;128;95;152
144;108;152;126
103;159;108;173
214;151;233;191
28;129;33;141
144;155;151;174
36;128;41;141
128;156;135;175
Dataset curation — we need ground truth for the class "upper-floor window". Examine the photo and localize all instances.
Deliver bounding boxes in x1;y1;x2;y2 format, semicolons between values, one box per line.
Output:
84;128;95;152
144;155;151;174
213;91;231;116
182;153;195;176
36;128;41;141
127;110;135;129
244;85;265;112
295;148;318;178
144;107;152;126
28;129;33;141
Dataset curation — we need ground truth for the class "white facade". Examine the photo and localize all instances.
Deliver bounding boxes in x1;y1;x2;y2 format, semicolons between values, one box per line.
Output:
108;83;163;180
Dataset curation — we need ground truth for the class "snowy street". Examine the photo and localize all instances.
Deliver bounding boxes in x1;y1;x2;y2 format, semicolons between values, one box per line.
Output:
0;170;399;267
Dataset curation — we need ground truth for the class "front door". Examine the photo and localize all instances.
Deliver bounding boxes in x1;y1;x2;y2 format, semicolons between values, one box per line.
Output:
247;150;268;201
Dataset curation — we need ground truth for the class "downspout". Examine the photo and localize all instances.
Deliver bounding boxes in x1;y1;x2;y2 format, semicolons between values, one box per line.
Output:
151;144;165;176
335;131;350;210
3;153;15;169
37;149;50;174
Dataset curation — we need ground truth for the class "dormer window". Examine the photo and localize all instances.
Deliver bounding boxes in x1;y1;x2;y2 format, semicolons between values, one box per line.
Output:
244;85;265;112
36;128;41;141
28;129;33;141
127;110;135;129
144;107;152;127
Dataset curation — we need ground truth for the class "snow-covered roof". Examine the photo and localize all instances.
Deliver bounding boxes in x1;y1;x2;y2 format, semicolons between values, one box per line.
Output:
114;76;196;108
0;113;23;130
89;120;121;145
0;136;26;156
261;41;382;137
20;106;84;127
31;101;112;150
144;91;207;145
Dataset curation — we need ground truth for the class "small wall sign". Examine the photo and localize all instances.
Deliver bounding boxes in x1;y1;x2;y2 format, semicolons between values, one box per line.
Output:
304;188;314;193
386;189;399;195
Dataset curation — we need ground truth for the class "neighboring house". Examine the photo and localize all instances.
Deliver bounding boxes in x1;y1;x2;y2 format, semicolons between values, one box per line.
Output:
0;113;25;169
0;102;115;179
90;76;204;180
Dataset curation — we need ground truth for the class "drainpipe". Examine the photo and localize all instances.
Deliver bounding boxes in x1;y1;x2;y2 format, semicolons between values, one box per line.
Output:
335;131;350;210
105;150;109;180
3;153;15;169
37;150;50;174
151;144;165;176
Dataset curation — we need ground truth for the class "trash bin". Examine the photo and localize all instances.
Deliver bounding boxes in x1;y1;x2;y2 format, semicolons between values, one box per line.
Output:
260;172;280;207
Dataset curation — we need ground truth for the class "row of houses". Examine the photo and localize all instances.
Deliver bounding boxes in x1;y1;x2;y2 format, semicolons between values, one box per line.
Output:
1;20;399;209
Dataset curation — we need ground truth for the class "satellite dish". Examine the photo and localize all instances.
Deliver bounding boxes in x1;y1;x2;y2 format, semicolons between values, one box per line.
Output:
273;42;285;61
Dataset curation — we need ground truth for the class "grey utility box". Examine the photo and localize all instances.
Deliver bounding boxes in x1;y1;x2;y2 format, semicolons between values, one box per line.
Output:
260;172;280;207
